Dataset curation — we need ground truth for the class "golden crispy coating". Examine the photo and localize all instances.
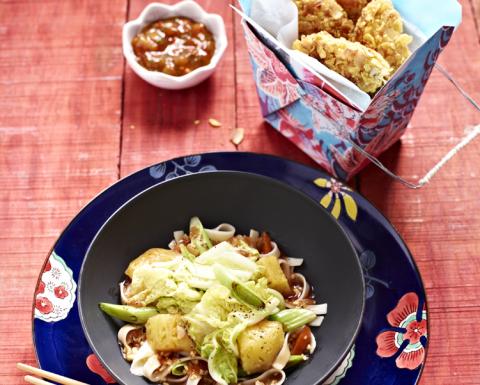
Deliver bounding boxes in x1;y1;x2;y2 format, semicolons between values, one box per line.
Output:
337;0;371;22
295;0;355;38
353;0;412;71
293;31;392;93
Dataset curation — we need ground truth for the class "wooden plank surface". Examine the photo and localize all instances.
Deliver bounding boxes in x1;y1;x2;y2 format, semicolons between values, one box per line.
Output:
472;0;480;36
0;0;479;384
0;0;126;383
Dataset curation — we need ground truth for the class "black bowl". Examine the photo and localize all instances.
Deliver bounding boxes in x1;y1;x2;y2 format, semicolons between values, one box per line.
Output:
79;171;364;385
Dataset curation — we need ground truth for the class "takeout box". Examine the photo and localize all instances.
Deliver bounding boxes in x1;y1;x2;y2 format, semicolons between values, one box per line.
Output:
237;0;462;180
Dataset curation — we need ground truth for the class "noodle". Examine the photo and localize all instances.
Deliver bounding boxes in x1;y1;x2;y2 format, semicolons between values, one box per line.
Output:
293;273;310;299
204;223;236;243
118;324;145;361
174;231;186;242
119;281;129;304
186;374;202;385
309;316;324;327
249;229;259;242
166;374;190;384
260;241;280;258
286;257;304;266
143;355;166;382
272;332;291;370
307;331;316;354
130;342;155;376
278;259;293;281
105;218;327;385
238;369;286;385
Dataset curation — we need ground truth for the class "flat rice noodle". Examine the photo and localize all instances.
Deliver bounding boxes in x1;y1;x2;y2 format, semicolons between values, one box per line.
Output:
238;368;286;385
205;223;236;243
260;241;280;258
272;332;291;370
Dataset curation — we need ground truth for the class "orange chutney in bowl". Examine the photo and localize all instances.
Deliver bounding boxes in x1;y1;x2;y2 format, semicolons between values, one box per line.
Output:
131;17;216;77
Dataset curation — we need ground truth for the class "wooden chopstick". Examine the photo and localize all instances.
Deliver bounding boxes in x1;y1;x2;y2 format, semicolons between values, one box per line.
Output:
24;375;55;385
17;363;90;385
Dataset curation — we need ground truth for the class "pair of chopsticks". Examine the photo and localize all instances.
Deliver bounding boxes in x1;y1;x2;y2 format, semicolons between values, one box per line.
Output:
17;363;89;385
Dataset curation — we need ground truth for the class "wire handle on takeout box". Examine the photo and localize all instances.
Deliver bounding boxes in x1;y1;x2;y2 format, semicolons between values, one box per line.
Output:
347;64;480;189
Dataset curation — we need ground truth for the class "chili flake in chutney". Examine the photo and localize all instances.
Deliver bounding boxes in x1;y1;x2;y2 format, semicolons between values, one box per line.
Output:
131;17;216;76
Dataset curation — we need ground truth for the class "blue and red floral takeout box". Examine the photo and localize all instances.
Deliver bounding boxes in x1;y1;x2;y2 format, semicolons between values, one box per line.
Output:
238;0;462;180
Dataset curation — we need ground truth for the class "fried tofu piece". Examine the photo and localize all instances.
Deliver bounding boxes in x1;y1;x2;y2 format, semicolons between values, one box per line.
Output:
293;31;392;93
146;314;195;353
257;256;292;296
238;320;284;374
353;0;412;71
295;0;354;38
336;0;371;22
125;248;179;278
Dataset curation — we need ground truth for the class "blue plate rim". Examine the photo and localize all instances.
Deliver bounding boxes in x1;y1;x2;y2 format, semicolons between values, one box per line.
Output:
30;151;429;385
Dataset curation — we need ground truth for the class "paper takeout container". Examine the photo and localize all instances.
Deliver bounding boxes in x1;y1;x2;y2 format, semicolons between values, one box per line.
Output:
237;0;462;180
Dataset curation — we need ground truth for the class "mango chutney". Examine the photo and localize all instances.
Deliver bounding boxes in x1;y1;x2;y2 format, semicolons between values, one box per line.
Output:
131;17;216;76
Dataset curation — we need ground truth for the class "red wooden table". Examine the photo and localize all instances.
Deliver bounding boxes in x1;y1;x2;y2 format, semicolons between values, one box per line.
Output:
1;1;480;384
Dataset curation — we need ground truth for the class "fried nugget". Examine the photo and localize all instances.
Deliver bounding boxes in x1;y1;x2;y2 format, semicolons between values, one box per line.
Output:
353;0;412;71
295;0;355;38
293;31;392;93
337;0;371;22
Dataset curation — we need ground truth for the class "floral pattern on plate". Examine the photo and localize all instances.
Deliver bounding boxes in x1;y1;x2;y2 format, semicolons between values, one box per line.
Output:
376;292;427;370
86;354;116;384
359;250;389;300
149;155;217;180
34;251;76;322
313;177;358;221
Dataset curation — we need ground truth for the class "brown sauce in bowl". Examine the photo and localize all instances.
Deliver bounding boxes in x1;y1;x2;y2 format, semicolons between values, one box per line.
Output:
131;17;216;76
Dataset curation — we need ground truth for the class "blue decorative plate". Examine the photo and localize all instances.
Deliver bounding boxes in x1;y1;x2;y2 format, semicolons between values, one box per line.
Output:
32;152;428;385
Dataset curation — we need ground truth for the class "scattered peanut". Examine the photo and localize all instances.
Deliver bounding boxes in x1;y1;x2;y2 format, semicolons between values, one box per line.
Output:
231;128;245;146
208;118;222;128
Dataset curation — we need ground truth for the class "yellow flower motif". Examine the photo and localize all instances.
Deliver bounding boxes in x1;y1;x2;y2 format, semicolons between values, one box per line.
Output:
314;177;358;221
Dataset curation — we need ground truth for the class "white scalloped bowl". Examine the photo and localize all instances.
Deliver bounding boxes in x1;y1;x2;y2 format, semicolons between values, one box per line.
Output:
123;1;228;90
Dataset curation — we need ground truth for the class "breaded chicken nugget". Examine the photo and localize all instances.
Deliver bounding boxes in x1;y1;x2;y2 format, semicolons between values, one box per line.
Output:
293;31;392;93
295;0;355;38
337;0;371;22
353;0;412;71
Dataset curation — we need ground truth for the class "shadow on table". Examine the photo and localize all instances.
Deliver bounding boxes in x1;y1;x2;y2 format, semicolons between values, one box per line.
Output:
240;121;320;168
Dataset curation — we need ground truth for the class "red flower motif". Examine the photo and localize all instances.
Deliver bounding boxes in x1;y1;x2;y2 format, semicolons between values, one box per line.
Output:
269;54;297;85
405;320;427;344
44;261;52;272
243;23;301;110
36;281;46;295
376;292;427;370
54;285;68;299
258;66;301;108
86;354;116;384
35;296;53;314
301;67;325;89
305;129;314;140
